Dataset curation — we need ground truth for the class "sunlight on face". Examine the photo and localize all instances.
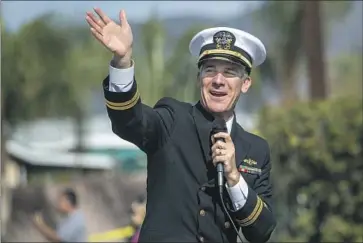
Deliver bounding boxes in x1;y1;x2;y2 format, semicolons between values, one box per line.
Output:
57;194;69;213
199;59;252;115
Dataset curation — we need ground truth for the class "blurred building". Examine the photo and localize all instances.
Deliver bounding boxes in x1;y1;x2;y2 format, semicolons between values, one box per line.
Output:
5;141;116;186
4;115;148;187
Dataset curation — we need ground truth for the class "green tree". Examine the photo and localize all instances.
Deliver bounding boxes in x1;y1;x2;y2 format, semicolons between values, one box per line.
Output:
328;52;362;99
1;18;11;181
258;97;363;242
1;13;111;168
2;14;74;125
133;18;167;105
133;17;208;105
162;25;207;103
252;1;353;103
62;26;111;152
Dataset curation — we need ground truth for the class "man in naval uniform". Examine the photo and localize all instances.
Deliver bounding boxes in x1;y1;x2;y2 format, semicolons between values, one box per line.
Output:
86;8;276;243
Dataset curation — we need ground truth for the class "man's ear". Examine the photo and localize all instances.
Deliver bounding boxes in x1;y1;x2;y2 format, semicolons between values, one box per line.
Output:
241;76;252;93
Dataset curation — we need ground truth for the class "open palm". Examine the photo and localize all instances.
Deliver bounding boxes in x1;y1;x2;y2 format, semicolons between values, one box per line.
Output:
86;8;133;58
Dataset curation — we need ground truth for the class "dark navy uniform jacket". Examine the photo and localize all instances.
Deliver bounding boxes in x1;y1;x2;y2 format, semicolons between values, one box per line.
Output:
103;76;276;243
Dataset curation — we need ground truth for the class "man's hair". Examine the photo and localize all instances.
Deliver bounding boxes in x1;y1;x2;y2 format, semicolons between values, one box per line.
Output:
62;188;77;207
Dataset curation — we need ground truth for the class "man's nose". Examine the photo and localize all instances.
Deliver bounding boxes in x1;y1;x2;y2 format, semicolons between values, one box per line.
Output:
212;73;225;85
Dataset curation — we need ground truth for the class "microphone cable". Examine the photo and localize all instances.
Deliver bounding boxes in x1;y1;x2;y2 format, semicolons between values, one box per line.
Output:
212;117;244;243
219;188;244;243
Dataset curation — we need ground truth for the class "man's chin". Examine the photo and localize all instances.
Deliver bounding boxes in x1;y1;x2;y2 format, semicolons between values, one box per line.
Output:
207;105;229;114
201;98;231;114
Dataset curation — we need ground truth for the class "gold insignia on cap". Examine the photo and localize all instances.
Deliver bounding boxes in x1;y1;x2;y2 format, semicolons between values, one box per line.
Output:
213;31;235;50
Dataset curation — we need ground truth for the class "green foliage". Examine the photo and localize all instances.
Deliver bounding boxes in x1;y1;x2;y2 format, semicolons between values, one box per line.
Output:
163;25;207;104
251;1;304;100
251;1;353;101
2;15;71;124
133;18;207;106
258;97;363;242
1;12;206;151
133;18;167;105
328;53;363;99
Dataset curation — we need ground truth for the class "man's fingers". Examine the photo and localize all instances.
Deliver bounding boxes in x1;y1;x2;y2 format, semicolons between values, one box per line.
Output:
212;155;227;166
212;150;222;159
90;28;104;43
211;146;228;158
119;9;129;27
86;16;103;34
211;132;231;143
86;11;106;28
94;7;112;25
211;141;225;152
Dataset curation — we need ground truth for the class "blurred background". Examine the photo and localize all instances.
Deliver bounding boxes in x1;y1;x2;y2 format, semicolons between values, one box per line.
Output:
1;1;362;242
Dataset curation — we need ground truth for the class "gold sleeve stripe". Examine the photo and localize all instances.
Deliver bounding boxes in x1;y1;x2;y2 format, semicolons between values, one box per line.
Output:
238;197;262;224
105;91;140;111
239;199;263;227
237;197;263;226
106;90;140;107
199;49;252;68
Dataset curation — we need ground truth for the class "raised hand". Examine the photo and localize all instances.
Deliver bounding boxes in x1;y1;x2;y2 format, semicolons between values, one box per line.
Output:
32;212;44;227
86;8;133;67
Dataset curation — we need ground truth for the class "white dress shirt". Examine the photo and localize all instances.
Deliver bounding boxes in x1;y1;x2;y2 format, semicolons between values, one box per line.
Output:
108;61;249;210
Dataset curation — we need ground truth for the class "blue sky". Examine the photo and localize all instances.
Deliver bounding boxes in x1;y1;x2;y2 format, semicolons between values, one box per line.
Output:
2;1;262;30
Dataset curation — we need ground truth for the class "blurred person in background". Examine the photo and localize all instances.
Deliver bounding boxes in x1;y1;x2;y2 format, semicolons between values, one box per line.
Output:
33;188;87;242
128;195;146;243
86;7;276;243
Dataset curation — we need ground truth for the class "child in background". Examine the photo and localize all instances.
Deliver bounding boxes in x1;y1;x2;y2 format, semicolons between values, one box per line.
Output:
129;195;146;243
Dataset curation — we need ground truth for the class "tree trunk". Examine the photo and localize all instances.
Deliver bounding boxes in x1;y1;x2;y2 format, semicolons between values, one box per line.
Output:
308;200;328;243
1;86;10;238
73;105;85;179
1;89;6;177
1;122;5;178
279;4;304;106
302;1;327;100
281;62;298;106
74;107;85;153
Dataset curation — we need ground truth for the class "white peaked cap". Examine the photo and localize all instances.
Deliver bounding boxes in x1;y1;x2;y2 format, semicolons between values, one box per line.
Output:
189;27;267;71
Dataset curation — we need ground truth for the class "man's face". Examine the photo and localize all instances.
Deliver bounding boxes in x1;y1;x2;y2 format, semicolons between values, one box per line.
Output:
199;59;252;114
57;194;69;213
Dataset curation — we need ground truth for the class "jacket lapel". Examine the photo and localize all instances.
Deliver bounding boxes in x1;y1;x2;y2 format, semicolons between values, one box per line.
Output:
192;102;216;186
231;116;251;168
192;102;214;163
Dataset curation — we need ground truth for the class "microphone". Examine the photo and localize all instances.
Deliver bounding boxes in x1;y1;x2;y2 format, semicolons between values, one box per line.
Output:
211;117;227;195
212;118;245;243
